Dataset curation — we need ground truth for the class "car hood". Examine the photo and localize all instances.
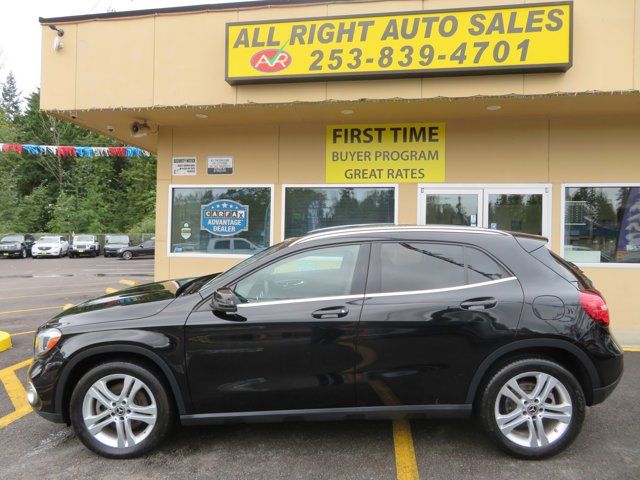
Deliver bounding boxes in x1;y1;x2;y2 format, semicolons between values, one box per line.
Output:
35;242;60;247
47;279;194;329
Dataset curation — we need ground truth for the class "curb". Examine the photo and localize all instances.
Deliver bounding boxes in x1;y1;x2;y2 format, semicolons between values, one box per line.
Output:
0;331;11;352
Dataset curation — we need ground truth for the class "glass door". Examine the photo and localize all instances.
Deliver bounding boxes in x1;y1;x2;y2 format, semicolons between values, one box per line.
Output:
423;189;482;227
420;185;551;240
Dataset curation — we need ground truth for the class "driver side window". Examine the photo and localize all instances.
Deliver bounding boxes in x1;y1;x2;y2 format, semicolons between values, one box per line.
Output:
234;244;361;303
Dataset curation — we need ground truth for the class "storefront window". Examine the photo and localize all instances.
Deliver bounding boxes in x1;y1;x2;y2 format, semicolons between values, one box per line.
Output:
170;186;271;255
563;186;640;264
284;186;395;238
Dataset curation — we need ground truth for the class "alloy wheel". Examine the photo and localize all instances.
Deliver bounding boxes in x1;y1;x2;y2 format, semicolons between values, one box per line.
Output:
494;371;573;448
82;374;158;449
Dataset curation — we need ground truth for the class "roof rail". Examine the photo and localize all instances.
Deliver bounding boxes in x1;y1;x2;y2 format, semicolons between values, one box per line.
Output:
291;224;510;245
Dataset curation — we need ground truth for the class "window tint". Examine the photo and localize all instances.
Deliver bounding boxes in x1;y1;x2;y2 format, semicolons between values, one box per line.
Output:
234;239;251;249
143;241;154;248
379;243;465;292
466;248;509;283
234;244;361;303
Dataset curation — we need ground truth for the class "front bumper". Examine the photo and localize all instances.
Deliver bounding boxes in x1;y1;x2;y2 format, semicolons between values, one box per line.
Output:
32;250;60;256
71;247;96;255
27;354;67;423
0;248;23;257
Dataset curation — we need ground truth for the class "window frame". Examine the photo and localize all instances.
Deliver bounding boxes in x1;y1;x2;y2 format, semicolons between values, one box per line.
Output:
561;182;640;269
281;183;399;241
167;183;275;259
366;240;515;295
231;242;371;306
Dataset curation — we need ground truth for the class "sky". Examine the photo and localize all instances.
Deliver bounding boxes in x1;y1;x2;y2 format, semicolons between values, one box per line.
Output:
0;0;255;97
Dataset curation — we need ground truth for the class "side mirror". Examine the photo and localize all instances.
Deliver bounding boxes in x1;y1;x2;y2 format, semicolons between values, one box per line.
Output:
211;287;238;313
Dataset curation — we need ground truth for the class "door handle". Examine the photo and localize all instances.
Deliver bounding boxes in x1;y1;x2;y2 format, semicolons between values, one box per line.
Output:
312;306;349;319
460;297;497;310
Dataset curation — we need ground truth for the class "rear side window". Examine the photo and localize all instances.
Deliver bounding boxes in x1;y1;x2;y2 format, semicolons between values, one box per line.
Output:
531;248;593;290
466;247;509;283
375;242;510;294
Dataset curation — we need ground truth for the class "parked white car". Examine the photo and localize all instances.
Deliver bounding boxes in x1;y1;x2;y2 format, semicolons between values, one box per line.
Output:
31;236;70;258
69;234;100;257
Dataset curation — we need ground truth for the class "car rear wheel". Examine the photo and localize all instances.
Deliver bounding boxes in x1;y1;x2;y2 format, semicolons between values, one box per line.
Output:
479;358;585;459
122;251;133;260
70;361;173;458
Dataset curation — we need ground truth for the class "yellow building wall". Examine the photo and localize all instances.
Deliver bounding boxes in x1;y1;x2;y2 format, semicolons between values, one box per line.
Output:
155;115;640;345
40;0;640;112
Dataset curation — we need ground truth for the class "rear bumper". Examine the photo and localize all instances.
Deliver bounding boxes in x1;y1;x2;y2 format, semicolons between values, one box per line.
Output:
591;371;623;405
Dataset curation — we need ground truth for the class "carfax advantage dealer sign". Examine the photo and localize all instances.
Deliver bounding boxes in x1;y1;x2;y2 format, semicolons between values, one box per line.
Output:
226;2;572;84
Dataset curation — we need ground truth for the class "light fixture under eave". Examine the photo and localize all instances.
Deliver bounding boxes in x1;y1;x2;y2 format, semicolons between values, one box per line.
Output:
341;109;355;115
486;105;502;111
195;113;208;119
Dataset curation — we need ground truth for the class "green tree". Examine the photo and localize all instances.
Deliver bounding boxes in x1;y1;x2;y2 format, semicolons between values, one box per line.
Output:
1;71;21;122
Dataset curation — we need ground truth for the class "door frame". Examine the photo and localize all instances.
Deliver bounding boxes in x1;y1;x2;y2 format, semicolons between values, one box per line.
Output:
417;183;552;241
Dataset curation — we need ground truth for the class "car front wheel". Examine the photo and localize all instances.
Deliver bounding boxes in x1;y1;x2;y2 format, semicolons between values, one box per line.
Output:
69;361;173;458
479;358;585;459
122;251;133;260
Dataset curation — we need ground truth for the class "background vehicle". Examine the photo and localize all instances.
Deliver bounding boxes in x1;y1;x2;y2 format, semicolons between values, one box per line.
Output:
31;236;69;258
27;226;623;459
69;234;100;258
0;234;35;258
206;237;262;254
118;239;155;260
104;234;130;257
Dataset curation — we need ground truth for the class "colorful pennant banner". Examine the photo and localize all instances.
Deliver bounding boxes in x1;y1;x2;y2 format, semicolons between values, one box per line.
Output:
0;143;151;158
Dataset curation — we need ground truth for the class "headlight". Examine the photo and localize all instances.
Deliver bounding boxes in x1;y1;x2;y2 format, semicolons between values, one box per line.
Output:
34;328;62;356
118;248;124;253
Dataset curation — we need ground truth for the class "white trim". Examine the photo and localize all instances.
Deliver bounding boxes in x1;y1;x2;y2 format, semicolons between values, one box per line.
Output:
417;183;552;243
237;277;518;306
237;294;364;308
280;183;399;241
167;184;275;259
366;277;517;298
561;183;640;268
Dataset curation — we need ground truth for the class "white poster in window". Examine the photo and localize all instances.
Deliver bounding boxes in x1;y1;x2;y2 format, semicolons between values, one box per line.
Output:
172;157;197;176
207;156;234;175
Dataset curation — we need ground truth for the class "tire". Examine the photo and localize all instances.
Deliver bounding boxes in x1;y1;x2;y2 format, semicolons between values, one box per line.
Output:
21;248;26;258
479;358;585;459
122;251;133;260
69;361;173;459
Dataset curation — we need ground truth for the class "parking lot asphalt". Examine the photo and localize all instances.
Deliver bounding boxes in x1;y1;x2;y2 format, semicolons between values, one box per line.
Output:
0;256;639;480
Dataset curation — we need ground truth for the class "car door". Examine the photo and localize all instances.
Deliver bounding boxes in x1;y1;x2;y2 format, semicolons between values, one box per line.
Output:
141;240;155;257
185;242;370;414
355;241;524;408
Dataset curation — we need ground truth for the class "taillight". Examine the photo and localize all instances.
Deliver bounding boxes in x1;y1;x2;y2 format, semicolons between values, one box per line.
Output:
578;289;610;326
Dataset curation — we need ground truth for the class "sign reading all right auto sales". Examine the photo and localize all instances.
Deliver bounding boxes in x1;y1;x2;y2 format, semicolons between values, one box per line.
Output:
226;2;572;84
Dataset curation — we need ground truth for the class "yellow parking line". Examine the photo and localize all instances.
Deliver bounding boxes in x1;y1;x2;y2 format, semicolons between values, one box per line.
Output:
0;305;65;316
9;330;36;337
62;304;74;311
105;287;118;294
119;279;139;287
393;419;420;480
623;346;640;352
0;359;32;430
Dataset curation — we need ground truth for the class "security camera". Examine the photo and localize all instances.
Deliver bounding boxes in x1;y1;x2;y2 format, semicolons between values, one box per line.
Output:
130;121;151;138
106;125;115;132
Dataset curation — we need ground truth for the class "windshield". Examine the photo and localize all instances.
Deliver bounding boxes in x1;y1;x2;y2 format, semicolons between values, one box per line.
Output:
75;235;93;242
38;236;60;243
1;235;23;243
107;235;129;244
201;239;296;290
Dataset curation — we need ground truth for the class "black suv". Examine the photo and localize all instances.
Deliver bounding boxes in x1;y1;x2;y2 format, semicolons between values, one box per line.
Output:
27;226;623;459
0;234;35;258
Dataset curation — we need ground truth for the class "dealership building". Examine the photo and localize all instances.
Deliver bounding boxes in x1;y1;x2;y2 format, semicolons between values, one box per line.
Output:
39;0;640;344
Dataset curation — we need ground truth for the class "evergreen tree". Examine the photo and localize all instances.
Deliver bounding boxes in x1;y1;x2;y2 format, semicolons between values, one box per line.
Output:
1;71;21;122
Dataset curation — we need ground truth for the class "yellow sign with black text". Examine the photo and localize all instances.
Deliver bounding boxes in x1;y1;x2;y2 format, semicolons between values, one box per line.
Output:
226;2;572;84
326;123;445;183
